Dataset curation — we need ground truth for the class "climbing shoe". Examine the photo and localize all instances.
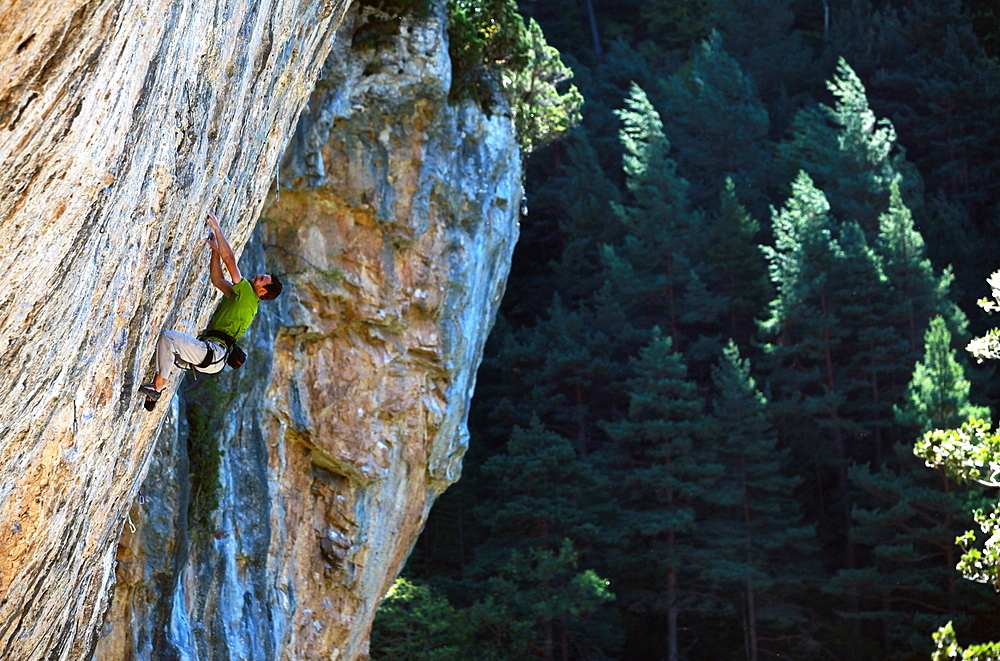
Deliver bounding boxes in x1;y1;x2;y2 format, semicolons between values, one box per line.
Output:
138;384;161;402
143;398;156;412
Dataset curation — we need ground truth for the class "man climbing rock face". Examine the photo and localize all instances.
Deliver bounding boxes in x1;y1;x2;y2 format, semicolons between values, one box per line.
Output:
139;210;283;410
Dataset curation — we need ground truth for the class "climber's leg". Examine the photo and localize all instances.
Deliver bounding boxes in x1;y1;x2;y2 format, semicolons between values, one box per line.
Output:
139;330;210;405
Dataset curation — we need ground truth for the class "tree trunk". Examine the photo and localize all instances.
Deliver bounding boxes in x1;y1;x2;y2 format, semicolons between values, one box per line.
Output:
746;582;758;661
668;564;680;661
583;0;603;57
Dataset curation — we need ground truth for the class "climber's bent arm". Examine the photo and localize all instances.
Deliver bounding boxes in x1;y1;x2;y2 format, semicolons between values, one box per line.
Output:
206;211;242;296
207;242;234;298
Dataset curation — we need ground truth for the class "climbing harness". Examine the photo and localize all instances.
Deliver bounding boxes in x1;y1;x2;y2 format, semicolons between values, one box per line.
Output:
173;330;245;373
200;329;246;370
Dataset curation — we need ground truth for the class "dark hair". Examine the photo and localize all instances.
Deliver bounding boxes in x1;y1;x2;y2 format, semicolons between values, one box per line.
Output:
261;274;284;301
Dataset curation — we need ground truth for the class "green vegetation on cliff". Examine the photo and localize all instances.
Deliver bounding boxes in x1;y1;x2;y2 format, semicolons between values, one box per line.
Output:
353;0;581;154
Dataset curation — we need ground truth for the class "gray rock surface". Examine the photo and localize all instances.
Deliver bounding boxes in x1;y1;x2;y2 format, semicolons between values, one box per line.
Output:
96;2;521;659
0;0;348;658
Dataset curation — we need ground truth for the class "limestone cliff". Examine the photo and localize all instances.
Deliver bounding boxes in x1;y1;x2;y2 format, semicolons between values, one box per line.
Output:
94;2;521;660
0;0;357;658
0;0;519;659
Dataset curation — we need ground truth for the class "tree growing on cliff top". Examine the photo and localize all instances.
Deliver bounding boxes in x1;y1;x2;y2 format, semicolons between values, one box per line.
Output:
447;0;582;154
501;16;583;154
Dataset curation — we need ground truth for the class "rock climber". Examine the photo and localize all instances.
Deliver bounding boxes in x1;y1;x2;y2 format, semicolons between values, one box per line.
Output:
139;210;283;410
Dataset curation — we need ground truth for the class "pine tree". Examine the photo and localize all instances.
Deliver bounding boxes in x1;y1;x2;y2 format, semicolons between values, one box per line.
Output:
876;184;966;354
838;444;994;661
475;418;610;553
833;218;909;459
458;541;616;661
830;316;994;660
707;0;816;105
598;330;715;661
777;58;923;237
573;38;659;175
897;316;986;434
371;578;464;660
706;178;770;346
545;129;626;304
758;172;878;567
474;295;633;452
699;341;818;661
661;30;772;213
888;0;1000;297
605;83;727;361
463;420;618;660
871;0;1000;227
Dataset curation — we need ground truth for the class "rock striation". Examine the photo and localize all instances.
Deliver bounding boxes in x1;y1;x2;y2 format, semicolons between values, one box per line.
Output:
0;0;353;656
94;2;521;660
0;0;520;659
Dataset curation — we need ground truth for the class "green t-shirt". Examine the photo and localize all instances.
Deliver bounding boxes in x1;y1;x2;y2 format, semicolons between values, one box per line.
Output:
207;278;259;341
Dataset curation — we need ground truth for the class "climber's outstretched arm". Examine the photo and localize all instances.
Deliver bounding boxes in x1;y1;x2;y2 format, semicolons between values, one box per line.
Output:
205;211;242;297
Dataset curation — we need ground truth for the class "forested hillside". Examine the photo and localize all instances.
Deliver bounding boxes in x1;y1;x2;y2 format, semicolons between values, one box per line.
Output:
371;1;1000;659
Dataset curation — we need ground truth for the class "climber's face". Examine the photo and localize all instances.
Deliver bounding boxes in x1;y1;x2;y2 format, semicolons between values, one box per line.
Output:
250;274;273;298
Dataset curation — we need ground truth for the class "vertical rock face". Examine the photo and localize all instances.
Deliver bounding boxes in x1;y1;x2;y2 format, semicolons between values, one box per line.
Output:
0;0;350;659
97;2;521;660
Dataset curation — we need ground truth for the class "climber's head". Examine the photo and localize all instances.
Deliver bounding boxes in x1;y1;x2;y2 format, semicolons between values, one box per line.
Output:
251;274;283;301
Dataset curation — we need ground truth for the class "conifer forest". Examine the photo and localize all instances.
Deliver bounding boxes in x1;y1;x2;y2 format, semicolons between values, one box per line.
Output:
371;1;1000;659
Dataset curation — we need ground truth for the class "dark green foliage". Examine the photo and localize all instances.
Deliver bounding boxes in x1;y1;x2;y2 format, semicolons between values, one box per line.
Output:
710;0;816;104
830;316;997;659
473;297;631;449
598;331;714;660
476;419;610;551
758;171;908;571
447;0;529;105
838;443;995;661
371;578;463;660
759;63;962;573
635;0;714;49
706;178;770;346
607;82;726;365
545;130;626;304
877;185;967;353
870;0;1000;223
699;341;819;661
777;58;922;236
456;542;615;660
661;31;772;212
377;3;1000;659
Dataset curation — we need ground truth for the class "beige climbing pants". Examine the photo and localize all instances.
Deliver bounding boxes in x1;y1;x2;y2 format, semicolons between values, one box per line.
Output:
155;330;226;377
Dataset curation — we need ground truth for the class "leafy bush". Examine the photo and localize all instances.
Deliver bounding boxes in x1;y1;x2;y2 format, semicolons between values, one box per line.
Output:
371;541;615;660
447;0;582;154
370;578;463;660
351;0;582;154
